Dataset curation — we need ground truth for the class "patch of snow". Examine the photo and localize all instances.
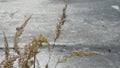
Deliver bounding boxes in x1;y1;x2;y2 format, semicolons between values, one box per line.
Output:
111;5;120;11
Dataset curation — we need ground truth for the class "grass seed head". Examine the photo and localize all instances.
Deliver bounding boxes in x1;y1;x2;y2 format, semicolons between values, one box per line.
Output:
0;55;19;68
59;50;100;63
53;4;67;48
14;15;32;55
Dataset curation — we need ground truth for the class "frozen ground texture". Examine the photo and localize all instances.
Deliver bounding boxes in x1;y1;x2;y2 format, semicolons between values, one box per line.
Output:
0;0;120;68
0;0;120;47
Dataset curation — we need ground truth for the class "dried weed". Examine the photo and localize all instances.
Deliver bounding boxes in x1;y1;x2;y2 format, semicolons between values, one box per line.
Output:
59;50;100;63
53;4;67;48
14;15;32;55
2;31;9;60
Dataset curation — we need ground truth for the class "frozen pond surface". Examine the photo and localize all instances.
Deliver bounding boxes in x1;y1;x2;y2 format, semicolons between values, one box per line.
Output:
0;0;120;46
0;0;120;68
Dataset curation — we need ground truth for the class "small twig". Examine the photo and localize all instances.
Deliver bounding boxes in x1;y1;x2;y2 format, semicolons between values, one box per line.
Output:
2;31;9;60
45;63;48;68
34;56;36;68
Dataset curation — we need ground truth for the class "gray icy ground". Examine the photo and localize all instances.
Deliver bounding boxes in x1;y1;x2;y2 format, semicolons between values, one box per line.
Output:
0;0;120;68
0;0;120;47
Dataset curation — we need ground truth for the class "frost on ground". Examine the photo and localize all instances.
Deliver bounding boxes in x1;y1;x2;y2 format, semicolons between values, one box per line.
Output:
0;0;120;47
0;0;120;68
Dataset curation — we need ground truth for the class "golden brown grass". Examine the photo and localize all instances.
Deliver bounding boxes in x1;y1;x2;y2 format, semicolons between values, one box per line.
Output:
54;50;100;68
53;4;67;48
24;34;50;59
2;31;9;60
0;4;100;68
0;55;19;68
14;15;32;55
58;50;100;63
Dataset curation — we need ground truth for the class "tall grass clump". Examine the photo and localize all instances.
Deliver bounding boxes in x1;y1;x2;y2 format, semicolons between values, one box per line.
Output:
0;4;100;68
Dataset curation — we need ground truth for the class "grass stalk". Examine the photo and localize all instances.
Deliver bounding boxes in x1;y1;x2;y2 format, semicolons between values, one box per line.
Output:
34;56;36;68
2;31;9;60
14;15;32;55
53;4;67;48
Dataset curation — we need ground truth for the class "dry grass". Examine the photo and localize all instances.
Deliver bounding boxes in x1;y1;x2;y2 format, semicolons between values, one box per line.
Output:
0;55;19;68
14;15;32;55
23;34;50;61
0;4;100;68
58;50;100;63
53;4;67;48
2;31;9;60
53;50;100;68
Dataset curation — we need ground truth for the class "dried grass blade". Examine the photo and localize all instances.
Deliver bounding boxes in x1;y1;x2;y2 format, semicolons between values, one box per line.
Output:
45;63;48;68
53;4;67;48
61;4;67;25
59;50;100;63
16;15;32;37
2;31;9;60
14;33;20;55
14;15;32;55
34;56;36;68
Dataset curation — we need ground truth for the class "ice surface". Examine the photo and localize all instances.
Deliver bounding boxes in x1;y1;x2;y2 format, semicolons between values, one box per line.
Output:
0;0;120;47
